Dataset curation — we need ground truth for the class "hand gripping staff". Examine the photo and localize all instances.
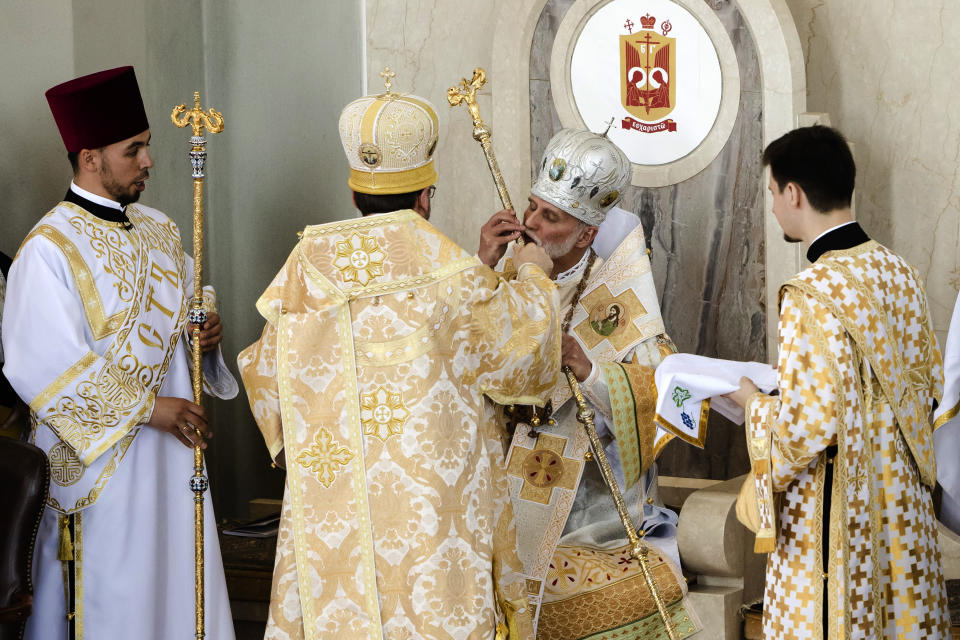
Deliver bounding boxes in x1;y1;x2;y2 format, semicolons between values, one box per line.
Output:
448;68;678;640
171;91;224;640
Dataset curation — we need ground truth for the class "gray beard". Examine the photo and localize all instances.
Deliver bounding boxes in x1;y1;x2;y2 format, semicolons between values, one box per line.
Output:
527;230;580;259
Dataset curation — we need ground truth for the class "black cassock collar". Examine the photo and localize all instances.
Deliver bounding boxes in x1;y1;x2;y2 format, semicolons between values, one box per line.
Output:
806;221;869;263
63;188;132;227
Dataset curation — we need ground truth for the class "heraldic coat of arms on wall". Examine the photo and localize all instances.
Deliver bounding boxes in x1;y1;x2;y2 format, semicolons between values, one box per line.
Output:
620;13;678;134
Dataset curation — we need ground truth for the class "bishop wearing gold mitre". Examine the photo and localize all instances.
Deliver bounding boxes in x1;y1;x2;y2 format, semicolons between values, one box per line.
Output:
238;72;560;639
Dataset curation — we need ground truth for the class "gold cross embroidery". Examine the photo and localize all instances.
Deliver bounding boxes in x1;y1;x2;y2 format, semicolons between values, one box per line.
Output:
296;427;354;488
507;433;582;504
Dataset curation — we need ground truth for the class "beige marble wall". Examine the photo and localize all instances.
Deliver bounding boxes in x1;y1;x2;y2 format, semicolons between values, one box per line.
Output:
1;1;74;258
365;1;510;251
785;0;960;342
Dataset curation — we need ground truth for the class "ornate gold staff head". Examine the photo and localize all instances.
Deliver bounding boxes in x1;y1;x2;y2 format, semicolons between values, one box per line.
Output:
447;66;514;217
447;68;487;134
171;91;224;137
170;91;224;180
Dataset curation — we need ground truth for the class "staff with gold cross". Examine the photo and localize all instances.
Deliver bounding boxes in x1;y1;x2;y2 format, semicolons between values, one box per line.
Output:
449;67;678;640
171;91;224;640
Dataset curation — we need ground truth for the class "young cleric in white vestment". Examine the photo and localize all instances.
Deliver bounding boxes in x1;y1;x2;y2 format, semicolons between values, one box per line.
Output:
728;125;949;639
1;66;238;640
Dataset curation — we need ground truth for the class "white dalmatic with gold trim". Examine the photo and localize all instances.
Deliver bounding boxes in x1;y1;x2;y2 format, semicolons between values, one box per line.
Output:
743;241;949;639
2;197;238;640
501;215;701;638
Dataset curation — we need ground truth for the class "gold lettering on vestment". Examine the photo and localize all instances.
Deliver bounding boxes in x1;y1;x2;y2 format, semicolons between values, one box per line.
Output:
149;262;180;288
144;285;175;320
137;323;165;349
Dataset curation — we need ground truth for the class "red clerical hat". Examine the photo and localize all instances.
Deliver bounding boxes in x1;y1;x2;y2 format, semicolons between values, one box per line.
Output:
46;66;149;152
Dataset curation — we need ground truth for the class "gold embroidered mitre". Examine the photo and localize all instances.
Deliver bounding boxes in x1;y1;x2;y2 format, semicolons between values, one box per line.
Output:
338;68;439;195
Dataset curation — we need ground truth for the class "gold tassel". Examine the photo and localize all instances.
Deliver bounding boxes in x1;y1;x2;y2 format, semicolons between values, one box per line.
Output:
58;515;74;562
754;534;776;554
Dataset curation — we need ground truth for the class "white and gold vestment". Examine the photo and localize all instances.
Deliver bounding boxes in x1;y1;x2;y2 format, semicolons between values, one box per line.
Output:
744;240;949;639
501;220;700;639
2;190;237;640
238;209;561;640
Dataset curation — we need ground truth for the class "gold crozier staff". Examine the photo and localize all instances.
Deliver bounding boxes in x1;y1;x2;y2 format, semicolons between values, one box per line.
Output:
171;92;224;640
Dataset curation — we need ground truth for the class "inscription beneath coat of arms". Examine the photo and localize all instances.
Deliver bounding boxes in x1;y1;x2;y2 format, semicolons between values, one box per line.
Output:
621;13;676;133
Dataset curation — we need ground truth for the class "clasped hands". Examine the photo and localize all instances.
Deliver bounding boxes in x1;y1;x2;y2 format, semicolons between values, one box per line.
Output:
146;312;225;448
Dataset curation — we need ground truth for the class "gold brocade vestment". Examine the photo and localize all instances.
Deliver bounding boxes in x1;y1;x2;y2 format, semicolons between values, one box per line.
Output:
500;227;700;639
744;240;950;639
239;210;561;640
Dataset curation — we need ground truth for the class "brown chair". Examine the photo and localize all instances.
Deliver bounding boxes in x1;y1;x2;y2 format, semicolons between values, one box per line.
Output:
0;432;49;640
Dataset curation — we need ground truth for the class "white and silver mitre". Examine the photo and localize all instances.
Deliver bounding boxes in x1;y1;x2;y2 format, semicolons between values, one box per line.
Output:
531;128;631;226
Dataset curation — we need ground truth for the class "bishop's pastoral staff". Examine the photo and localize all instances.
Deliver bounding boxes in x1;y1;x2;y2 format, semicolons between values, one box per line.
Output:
1;66;239;640
237;72;560;640
728;125;950;639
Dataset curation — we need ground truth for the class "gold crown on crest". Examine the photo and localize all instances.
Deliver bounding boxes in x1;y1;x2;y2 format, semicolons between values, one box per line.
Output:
338;67;439;195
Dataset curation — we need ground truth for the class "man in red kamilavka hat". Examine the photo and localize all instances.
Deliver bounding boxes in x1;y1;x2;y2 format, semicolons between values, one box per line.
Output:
2;66;239;640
